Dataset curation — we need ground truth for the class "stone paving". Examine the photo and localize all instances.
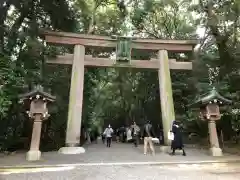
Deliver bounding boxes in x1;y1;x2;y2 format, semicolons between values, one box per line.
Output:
1;162;240;180
0;143;240;179
0;143;239;167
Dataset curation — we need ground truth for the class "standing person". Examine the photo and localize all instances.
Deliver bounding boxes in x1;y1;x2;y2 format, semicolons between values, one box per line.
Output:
103;124;114;147
93;130;99;144
141;121;156;155
123;126;127;142
170;120;186;156
126;127;132;142
131;121;140;147
119;126;124;142
116;128;120;143
159;129;164;145
102;132;105;144
157;124;164;145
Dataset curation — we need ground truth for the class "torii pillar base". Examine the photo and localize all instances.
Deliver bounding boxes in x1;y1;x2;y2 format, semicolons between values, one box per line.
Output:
58;146;85;154
210;147;223;157
26;150;41;161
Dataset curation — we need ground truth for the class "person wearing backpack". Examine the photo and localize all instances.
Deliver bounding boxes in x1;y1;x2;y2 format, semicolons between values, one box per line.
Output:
131;121;140;147
103;124;114;147
141;121;156;155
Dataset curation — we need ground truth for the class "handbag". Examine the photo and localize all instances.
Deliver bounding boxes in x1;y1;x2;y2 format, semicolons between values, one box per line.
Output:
168;131;174;140
151;137;160;144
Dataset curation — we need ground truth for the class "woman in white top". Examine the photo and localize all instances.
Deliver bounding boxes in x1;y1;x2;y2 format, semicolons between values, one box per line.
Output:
103;125;114;147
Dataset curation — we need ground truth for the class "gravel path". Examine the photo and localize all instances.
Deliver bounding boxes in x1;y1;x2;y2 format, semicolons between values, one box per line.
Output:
0;143;239;167
1;162;240;180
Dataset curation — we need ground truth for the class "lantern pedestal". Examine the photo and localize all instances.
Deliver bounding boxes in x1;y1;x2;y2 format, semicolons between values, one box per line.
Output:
210;147;223;157
208;120;223;156
26;150;41;161
58;147;85;154
27;115;43;161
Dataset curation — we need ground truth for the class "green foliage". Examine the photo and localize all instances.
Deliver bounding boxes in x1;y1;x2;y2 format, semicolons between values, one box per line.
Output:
0;0;77;150
0;53;24;118
131;0;196;39
0;90;12;118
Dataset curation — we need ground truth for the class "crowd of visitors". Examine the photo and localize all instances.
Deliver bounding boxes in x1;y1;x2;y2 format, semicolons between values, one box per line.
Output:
101;120;186;156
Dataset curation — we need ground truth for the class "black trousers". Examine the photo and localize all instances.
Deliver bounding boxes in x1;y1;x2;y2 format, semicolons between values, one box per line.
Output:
106;137;112;147
133;135;139;147
171;148;186;156
102;136;105;144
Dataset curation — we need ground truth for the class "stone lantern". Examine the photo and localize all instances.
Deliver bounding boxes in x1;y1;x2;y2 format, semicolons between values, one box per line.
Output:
190;87;232;156
19;85;56;161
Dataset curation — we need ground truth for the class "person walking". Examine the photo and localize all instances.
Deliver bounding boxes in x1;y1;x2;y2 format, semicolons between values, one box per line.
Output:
119;126;126;143
126;127;132;142
103;124;114;147
131;121;140;147
101;132;105;144
116;128;120;143
141;121;156;155
157;124;164;145
170;120;186;156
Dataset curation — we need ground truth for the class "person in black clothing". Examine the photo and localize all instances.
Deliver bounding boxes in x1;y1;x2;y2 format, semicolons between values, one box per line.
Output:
102;132;105;144
116;128;120;143
119;126;126;143
170;120;186;156
131;121;140;147
157;124;164;145
141;121;156;155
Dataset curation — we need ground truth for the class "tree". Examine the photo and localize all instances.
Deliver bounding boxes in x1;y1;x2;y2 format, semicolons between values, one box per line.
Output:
0;0;77;150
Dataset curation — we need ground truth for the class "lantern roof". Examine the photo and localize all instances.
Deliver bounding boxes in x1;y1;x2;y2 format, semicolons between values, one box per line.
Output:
19;85;56;102
189;87;232;107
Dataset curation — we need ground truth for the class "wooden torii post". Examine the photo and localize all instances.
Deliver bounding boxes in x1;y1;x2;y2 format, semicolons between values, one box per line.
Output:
43;31;197;154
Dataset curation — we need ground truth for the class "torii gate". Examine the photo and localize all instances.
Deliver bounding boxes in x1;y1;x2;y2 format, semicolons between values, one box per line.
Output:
43;31;197;154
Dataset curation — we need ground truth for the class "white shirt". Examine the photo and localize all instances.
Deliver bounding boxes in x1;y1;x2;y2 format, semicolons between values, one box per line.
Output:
104;128;113;137
131;125;140;135
127;128;132;140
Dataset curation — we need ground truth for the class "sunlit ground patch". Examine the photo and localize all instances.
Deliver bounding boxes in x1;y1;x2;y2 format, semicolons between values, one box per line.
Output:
0;166;75;175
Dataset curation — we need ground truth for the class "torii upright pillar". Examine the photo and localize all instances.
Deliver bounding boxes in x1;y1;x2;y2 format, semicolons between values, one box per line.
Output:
158;50;175;152
59;45;86;154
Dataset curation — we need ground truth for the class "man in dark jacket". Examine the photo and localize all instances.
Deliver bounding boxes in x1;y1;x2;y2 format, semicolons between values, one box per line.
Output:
119;126;126;143
170;120;186;156
141;121;156;155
